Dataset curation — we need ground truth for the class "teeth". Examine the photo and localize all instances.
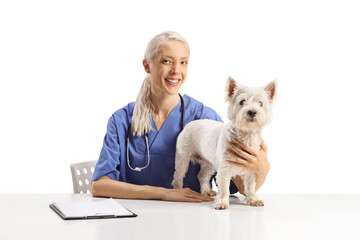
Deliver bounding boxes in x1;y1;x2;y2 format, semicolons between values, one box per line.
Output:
166;79;179;83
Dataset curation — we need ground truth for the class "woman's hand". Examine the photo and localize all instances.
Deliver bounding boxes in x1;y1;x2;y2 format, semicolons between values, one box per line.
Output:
160;188;214;202
226;138;270;191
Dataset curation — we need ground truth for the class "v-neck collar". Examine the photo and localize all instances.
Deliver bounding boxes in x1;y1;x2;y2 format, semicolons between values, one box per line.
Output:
147;100;182;150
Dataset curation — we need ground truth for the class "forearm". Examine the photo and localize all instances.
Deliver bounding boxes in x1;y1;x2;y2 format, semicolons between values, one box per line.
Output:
92;176;165;200
232;172;268;196
232;175;245;196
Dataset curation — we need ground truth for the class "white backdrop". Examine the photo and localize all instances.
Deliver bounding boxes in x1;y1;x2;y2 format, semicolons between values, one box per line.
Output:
1;0;359;194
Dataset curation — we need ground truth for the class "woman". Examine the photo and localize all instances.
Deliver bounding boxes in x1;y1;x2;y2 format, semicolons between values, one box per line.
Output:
91;31;270;202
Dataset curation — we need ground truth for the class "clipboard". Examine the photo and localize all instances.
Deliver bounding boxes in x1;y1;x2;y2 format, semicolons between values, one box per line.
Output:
49;198;137;220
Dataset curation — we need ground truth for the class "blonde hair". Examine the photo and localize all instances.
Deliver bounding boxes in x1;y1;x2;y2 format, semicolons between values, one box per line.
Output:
131;31;190;136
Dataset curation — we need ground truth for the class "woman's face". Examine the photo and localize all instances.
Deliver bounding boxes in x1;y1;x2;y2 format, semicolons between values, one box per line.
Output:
144;40;189;97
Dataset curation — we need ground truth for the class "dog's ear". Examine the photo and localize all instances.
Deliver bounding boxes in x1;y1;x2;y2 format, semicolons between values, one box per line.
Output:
264;80;278;102
225;76;237;100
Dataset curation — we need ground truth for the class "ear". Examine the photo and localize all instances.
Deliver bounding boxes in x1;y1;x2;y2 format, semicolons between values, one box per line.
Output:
264;80;278;102
225;76;237;100
143;59;150;74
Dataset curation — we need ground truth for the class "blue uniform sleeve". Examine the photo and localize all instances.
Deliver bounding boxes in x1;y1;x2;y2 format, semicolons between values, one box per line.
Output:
195;104;239;194
195;105;223;122
92;115;121;182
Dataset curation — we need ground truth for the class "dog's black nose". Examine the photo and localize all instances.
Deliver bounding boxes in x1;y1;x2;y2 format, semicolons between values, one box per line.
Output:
248;110;257;118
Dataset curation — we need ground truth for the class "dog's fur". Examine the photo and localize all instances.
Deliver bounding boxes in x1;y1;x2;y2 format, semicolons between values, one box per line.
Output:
172;77;277;209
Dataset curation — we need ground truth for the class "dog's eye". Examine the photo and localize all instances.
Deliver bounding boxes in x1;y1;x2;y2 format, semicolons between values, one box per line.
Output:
259;101;263;107
240;100;246;106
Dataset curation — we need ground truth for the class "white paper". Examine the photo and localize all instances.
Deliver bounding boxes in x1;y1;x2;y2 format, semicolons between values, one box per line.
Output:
52;198;134;218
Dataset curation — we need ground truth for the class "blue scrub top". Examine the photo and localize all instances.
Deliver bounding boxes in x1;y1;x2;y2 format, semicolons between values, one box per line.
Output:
92;94;238;194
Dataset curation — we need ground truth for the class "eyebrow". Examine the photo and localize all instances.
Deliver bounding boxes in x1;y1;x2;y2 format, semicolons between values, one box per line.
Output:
162;55;189;60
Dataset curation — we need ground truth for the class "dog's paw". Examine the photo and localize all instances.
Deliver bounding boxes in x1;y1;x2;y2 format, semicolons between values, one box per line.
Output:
204;190;217;197
215;202;229;210
247;200;264;207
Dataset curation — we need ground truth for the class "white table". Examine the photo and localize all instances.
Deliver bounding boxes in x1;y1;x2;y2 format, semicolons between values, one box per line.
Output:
0;194;359;240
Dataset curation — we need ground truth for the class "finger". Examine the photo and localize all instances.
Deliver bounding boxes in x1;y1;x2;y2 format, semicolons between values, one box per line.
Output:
183;194;211;202
226;150;249;165
226;160;247;168
194;195;214;202
228;142;255;162
165;191;203;203
188;191;214;201
168;197;202;203
183;196;203;203
184;188;213;201
260;138;268;152
200;194;214;201
232;138;255;155
201;198;214;202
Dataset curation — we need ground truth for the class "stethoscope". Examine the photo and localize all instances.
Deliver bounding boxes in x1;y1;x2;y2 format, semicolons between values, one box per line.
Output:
126;94;185;172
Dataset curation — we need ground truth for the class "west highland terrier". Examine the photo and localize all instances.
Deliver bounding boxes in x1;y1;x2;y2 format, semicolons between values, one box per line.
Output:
172;77;277;210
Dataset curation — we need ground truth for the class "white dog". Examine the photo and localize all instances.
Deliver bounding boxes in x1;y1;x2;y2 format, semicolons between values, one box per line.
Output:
172;77;277;210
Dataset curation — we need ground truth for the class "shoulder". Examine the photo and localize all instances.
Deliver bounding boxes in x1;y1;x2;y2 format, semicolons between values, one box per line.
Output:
109;102;135;127
183;94;223;122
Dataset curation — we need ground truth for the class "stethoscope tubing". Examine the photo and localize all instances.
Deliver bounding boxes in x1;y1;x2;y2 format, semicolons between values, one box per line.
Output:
126;94;184;172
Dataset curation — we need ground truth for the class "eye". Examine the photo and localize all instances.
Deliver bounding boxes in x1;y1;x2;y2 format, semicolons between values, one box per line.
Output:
181;61;188;65
240;99;246;106
259;101;263;107
162;59;171;64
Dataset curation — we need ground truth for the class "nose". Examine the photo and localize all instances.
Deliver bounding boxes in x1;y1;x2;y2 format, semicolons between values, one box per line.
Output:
248;110;257;118
171;62;181;74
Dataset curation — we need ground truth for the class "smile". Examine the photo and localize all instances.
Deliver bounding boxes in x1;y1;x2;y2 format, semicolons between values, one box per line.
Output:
165;78;181;86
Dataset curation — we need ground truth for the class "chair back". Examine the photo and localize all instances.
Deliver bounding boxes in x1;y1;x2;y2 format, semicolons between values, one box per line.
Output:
70;161;97;194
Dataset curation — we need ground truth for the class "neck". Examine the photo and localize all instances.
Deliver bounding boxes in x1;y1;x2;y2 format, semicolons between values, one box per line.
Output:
151;91;180;117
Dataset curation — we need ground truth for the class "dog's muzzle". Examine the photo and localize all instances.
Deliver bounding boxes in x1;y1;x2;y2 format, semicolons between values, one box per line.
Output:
248;110;257;120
